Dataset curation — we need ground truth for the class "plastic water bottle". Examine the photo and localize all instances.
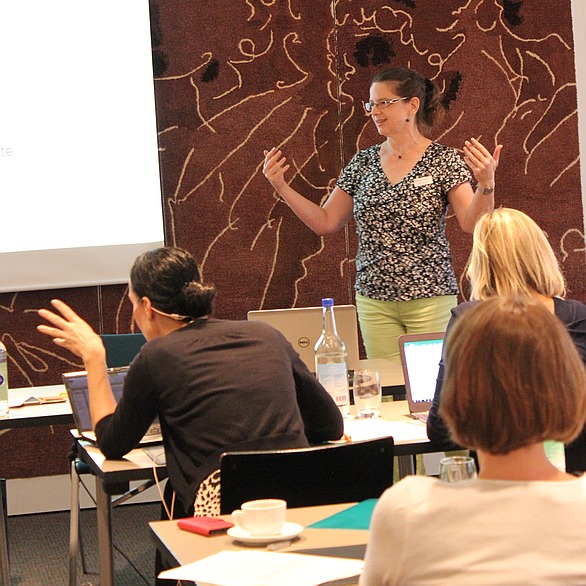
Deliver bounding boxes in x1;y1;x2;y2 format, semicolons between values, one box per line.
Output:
0;342;8;419
314;298;350;417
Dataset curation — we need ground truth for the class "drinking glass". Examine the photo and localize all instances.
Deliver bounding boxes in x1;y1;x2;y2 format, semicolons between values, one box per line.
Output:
353;369;381;419
438;456;477;482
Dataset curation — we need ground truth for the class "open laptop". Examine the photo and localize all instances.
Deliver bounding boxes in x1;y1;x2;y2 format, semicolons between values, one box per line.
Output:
247;304;360;373
63;366;162;444
398;332;444;423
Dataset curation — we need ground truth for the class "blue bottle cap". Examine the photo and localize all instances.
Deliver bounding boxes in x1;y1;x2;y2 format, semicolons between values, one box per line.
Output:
321;298;334;307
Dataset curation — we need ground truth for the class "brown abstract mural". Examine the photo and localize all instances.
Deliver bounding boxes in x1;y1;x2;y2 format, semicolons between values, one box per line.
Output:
1;0;584;478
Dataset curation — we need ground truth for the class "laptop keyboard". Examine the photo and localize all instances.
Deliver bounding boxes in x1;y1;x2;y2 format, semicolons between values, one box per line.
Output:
409;412;429;423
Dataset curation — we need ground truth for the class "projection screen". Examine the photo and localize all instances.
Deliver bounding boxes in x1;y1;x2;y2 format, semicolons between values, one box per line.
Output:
0;1;164;293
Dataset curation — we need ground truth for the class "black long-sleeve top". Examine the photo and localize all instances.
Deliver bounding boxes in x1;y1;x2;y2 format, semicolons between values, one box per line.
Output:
95;317;344;512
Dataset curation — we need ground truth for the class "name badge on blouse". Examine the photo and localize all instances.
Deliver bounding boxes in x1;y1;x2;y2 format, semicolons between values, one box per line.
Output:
413;176;433;187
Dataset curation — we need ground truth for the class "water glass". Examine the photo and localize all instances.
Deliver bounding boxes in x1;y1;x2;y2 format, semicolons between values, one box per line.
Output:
438;456;477;482
353;369;381;419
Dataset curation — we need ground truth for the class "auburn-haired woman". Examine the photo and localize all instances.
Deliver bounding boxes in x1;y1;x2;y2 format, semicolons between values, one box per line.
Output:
361;296;586;585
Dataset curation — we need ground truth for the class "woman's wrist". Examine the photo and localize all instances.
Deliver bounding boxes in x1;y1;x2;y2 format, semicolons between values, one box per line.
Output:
82;342;107;369
476;184;494;195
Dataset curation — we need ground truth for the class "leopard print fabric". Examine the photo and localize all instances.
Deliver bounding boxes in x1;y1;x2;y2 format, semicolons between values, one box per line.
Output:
193;468;221;517
336;142;471;302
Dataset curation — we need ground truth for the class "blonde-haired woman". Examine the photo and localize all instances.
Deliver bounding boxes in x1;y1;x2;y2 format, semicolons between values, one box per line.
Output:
427;208;586;471
467;206;566;302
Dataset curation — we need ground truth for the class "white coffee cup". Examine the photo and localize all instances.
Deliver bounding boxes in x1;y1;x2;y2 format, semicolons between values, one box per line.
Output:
231;498;286;536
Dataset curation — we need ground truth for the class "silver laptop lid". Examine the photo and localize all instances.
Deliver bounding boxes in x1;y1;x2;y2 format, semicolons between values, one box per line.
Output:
247;304;360;372
398;332;444;414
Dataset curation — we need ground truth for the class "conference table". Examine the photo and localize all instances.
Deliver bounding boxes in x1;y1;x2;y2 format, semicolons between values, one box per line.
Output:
77;397;440;586
5;358;422;586
150;502;368;585
1;384;72;428
73;438;167;586
0;384;74;586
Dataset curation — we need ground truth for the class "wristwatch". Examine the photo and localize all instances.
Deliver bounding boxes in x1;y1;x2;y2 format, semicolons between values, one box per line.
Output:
481;186;495;195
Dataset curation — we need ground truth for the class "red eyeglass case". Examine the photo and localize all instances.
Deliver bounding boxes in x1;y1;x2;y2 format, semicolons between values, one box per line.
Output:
177;516;234;536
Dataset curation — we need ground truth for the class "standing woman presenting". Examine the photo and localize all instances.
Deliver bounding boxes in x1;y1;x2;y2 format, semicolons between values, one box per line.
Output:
263;67;502;362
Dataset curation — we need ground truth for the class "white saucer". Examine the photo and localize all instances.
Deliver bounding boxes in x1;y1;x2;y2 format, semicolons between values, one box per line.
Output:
227;522;303;545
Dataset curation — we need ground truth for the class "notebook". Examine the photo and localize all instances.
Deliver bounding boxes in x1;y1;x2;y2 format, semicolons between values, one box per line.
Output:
247;304;360;373
398;332;444;423
63;366;163;444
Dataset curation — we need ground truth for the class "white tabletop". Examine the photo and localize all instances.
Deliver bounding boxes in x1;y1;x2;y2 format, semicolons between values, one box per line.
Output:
1;384;72;428
0;357;403;429
74;400;430;482
74;438;166;485
346;401;428;446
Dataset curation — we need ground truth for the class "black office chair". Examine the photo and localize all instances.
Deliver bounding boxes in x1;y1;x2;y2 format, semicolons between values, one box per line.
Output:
219;436;395;514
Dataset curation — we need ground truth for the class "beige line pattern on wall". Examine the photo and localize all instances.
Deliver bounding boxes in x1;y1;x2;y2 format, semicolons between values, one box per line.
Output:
0;0;584;477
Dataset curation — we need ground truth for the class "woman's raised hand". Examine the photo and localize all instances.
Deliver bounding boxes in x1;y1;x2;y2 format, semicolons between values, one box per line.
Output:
37;299;105;364
262;147;291;191
463;138;502;189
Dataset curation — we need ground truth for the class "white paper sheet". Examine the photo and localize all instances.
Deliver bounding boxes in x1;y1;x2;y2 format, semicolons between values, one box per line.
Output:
158;550;364;586
344;416;426;443
8;396;28;408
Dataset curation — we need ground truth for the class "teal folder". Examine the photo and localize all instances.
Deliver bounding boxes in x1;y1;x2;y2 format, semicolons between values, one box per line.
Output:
307;499;378;530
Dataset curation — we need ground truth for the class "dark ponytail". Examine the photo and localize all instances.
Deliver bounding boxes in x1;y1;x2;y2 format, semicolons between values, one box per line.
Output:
130;247;216;319
371;67;444;132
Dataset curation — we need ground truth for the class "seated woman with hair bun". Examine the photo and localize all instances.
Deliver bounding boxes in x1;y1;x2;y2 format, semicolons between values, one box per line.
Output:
37;246;344;520
360;296;586;585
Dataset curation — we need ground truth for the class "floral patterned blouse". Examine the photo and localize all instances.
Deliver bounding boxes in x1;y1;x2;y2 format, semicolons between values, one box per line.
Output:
336;142;471;302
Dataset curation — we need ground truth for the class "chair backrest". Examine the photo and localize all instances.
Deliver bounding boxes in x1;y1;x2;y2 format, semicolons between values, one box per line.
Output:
219;436;394;514
100;333;146;368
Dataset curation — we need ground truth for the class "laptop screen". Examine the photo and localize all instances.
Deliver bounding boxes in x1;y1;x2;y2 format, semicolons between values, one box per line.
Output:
63;367;128;432
398;333;444;411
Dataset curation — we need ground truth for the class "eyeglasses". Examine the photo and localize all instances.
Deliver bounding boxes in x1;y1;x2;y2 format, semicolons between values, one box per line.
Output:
363;96;408;114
